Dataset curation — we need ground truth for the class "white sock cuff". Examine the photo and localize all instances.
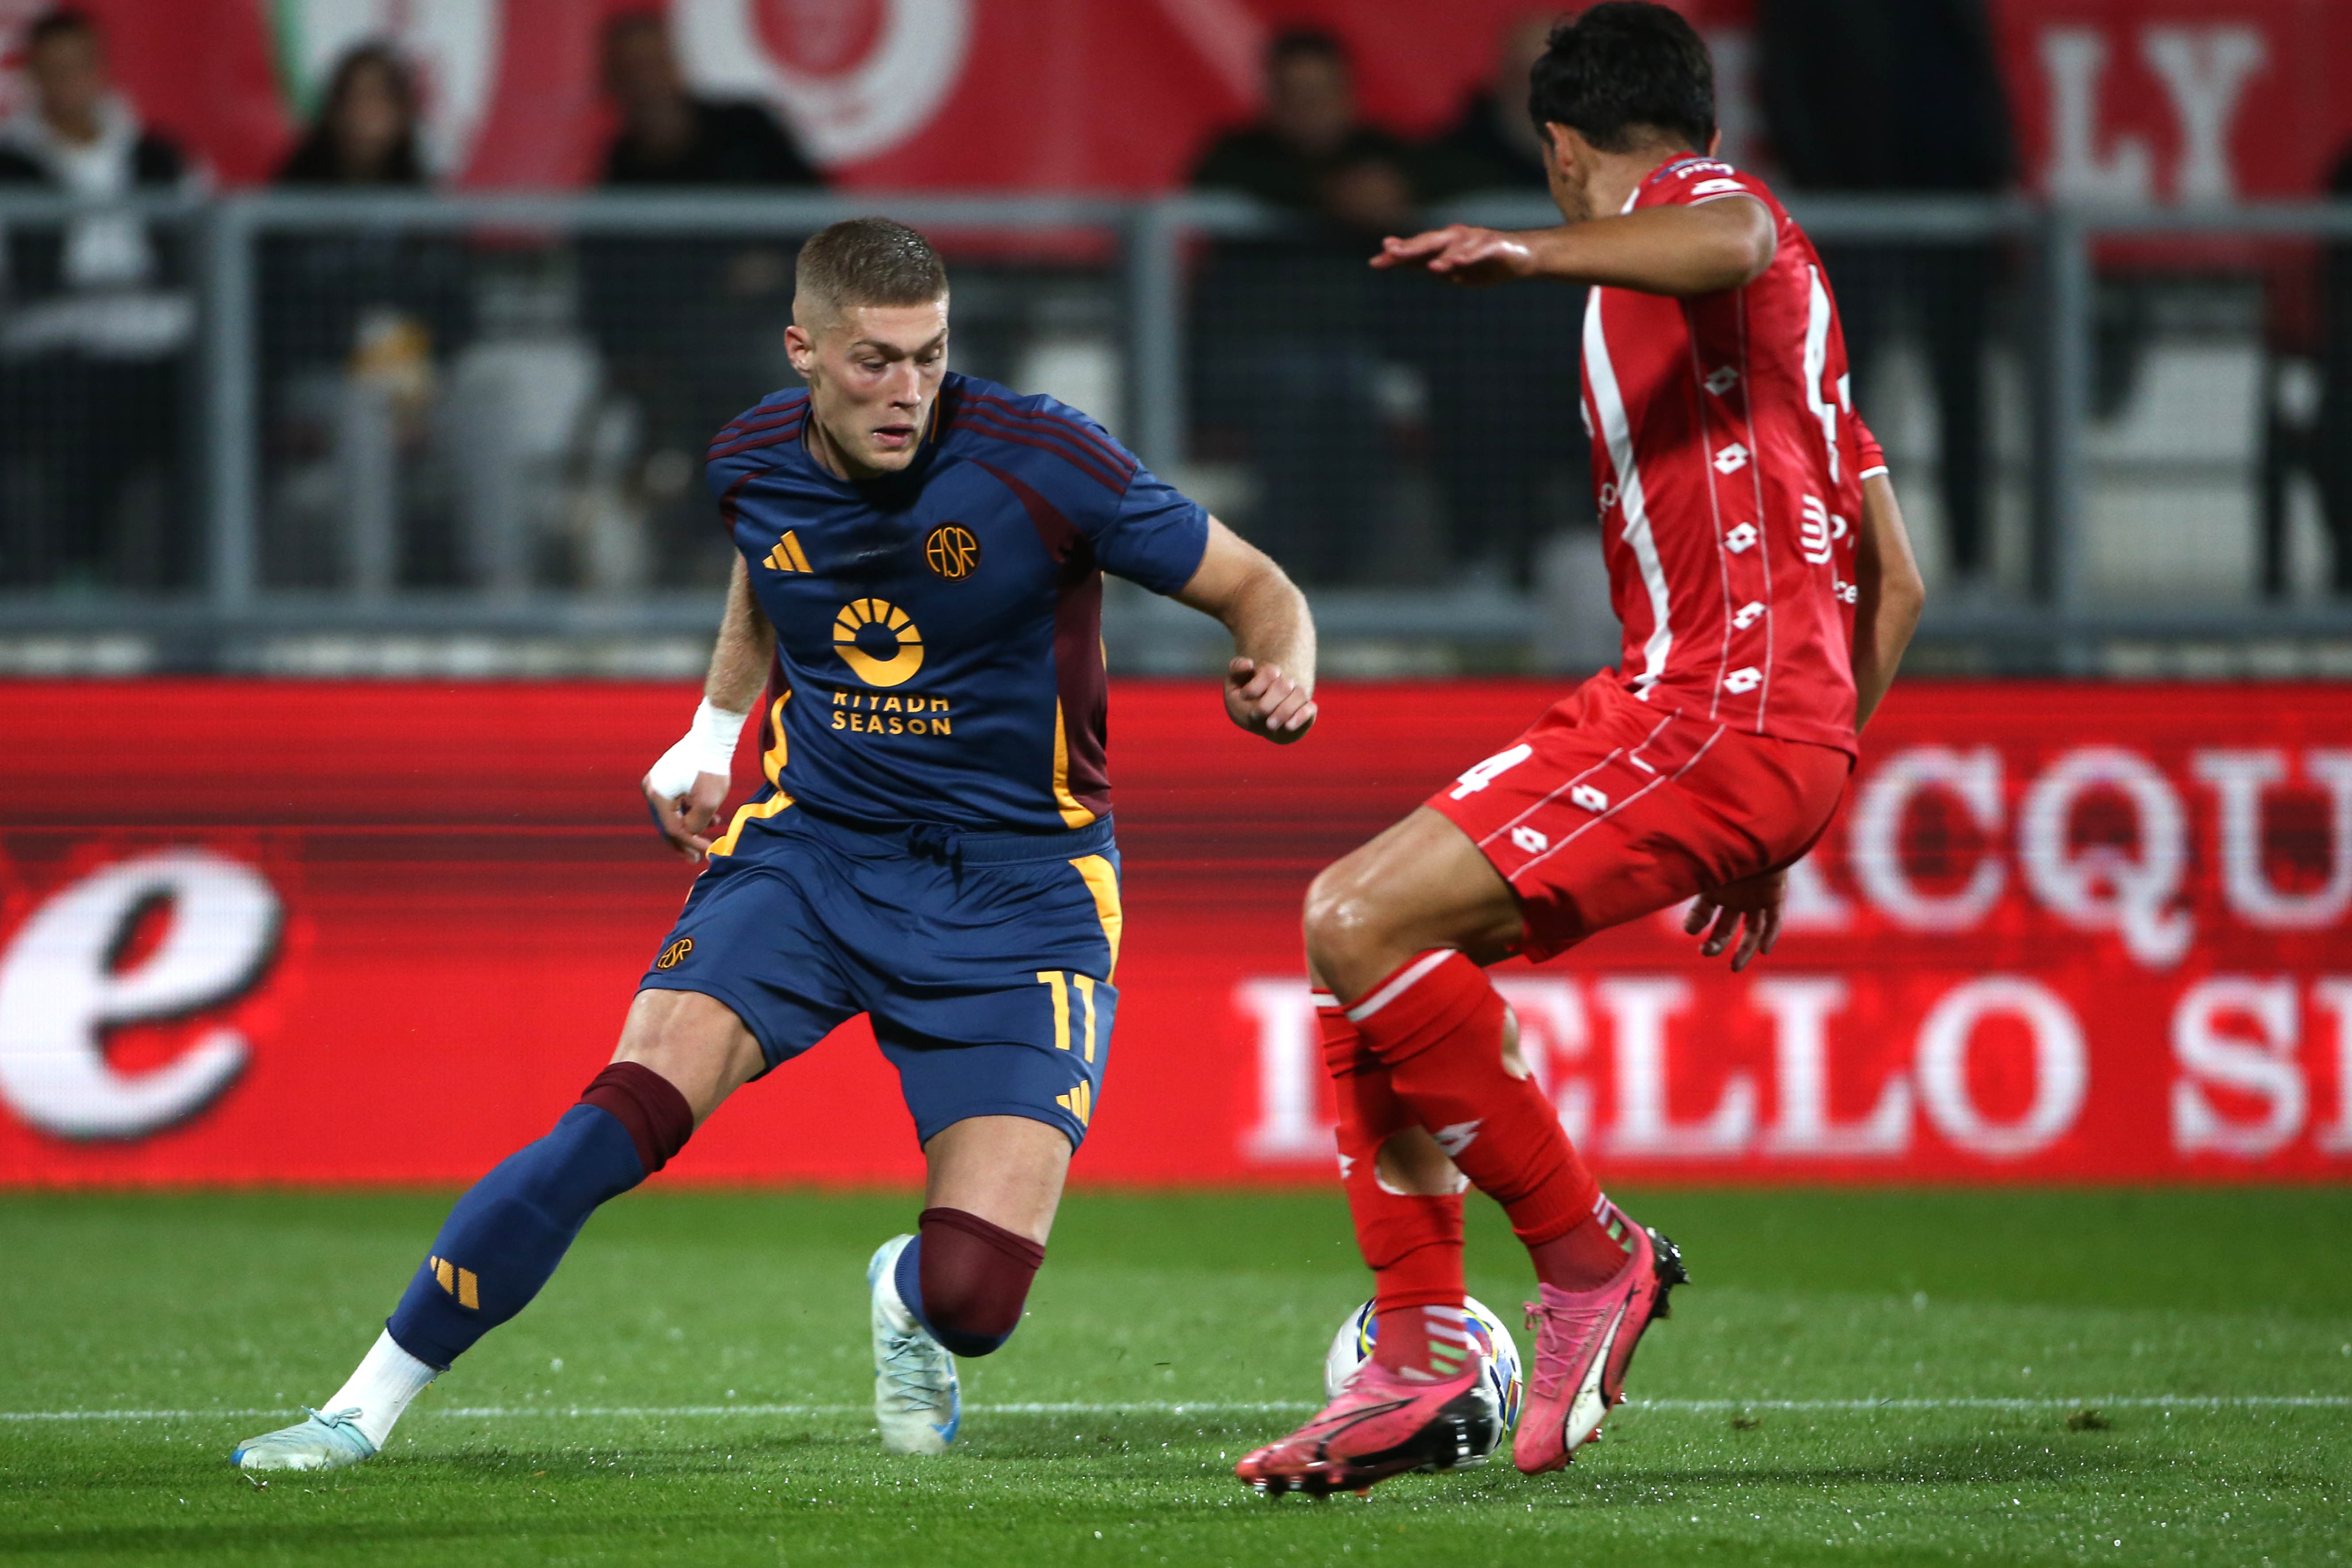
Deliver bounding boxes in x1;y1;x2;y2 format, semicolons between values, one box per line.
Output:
325;1328;439;1449
1344;949;1457;1023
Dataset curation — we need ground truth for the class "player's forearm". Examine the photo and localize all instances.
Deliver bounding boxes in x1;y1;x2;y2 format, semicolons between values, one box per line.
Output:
1522;200;1775;296
1850;472;1924;728
704;557;777;713
1221;565;1317;693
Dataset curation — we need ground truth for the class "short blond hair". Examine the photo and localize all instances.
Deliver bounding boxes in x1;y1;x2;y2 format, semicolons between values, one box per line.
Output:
793;217;948;328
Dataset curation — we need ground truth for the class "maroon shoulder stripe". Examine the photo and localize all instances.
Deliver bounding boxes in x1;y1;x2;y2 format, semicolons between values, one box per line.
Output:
963;391;1135;477
955;411;1128;493
708;419;806;462
711;399;809;443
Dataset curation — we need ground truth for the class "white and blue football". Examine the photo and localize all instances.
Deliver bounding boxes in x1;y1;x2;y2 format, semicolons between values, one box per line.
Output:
1323;1294;1524;1439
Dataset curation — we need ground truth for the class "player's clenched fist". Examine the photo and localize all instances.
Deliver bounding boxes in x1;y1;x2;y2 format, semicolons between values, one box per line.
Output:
642;697;746;861
1225;656;1316;744
1371;224;1538;287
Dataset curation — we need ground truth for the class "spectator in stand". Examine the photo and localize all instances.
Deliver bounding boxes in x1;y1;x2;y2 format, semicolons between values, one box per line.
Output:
277;43;426;185
1404;12;1590;588
262;42;470;587
1759;0;2015;592
1190;27;1417;234
0;7;195;588
601;11;820;188
1188;30;1419;585
589;11;823;586
1417;13;1554;200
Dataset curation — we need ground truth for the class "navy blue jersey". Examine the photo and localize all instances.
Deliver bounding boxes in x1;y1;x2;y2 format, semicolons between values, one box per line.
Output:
704;372;1209;835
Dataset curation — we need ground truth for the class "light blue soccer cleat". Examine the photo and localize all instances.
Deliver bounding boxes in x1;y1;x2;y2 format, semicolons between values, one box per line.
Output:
868;1234;960;1454
230;1406;379;1472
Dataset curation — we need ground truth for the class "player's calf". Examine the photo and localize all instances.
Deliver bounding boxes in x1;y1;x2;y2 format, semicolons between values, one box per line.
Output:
228;1062;694;1472
868;1208;1046;1454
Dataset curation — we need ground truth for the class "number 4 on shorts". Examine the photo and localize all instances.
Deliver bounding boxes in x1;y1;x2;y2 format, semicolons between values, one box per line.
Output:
1448;743;1533;800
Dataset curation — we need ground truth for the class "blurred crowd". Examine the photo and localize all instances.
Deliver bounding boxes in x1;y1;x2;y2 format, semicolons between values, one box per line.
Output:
4;3;2352;601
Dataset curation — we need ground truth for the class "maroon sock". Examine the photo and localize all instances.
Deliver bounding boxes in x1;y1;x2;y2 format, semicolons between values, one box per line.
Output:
578;1062;694;1175
911;1206;1045;1358
1526;1201;1638;1292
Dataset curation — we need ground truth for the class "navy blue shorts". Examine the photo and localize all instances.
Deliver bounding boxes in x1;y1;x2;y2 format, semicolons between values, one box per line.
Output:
638;798;1121;1151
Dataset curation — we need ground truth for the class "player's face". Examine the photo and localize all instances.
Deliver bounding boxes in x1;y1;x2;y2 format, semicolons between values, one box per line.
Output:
791;300;950;479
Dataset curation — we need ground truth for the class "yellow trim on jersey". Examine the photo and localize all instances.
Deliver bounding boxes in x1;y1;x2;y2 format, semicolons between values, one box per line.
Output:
1051;700;1097;828
760;690;790;787
708;792;793;858
1069;854;1123;978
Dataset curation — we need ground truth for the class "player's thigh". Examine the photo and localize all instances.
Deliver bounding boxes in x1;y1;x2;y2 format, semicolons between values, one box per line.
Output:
920;1114;1073;1246
1303;806;1525;1000
872;857;1118;1185
631;849;862;1118
610;989;766;1126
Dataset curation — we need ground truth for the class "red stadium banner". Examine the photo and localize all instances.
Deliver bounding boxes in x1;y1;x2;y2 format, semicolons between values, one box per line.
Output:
0;678;2347;1188
4;1;2347;199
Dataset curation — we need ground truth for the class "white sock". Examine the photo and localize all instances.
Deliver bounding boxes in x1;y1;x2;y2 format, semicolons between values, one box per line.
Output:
321;1329;438;1448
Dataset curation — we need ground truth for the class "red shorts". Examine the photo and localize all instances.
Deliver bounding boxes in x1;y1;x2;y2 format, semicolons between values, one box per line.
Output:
1427;674;1851;962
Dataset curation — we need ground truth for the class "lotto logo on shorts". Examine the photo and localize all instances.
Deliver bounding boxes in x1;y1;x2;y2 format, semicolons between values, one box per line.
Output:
656;936;693;970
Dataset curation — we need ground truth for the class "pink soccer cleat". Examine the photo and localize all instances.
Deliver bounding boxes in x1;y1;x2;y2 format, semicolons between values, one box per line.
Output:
1513;1207;1688;1474
1236;1359;1501;1497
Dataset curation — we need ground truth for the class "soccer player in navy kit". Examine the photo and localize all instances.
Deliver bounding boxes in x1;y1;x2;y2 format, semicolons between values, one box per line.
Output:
233;218;1317;1471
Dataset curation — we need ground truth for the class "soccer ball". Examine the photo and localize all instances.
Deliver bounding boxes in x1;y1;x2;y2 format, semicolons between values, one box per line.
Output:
1324;1295;1524;1454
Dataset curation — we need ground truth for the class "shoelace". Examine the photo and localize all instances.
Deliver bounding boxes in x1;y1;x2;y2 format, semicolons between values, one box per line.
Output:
878;1328;951;1413
295;1406;370;1445
1524;1296;1618;1399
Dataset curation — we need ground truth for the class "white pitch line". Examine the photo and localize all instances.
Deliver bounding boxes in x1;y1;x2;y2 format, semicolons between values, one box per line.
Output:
4;1395;2349;1423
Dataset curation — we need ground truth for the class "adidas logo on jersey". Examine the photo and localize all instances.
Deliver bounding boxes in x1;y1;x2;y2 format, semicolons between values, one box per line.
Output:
765;531;813;573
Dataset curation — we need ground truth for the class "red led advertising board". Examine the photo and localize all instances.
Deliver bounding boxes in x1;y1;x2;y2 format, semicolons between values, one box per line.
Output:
0;678;2346;1188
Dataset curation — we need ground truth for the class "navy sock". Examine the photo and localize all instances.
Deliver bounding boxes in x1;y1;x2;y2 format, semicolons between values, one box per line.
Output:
386;1104;647;1368
893;1232;949;1345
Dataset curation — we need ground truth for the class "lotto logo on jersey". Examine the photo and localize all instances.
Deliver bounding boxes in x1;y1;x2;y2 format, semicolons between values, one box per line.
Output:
833;599;925;687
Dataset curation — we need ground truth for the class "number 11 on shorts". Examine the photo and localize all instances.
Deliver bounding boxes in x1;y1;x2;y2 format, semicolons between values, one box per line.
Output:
1035;970;1099;1062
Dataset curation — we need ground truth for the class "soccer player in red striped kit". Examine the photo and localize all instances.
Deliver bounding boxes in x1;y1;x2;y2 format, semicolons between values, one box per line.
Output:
1238;4;1925;1494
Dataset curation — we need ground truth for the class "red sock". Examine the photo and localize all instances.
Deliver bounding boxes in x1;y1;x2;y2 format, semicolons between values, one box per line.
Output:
1525;1195;1640;1292
1320;992;1466;1380
1349;951;1601;1254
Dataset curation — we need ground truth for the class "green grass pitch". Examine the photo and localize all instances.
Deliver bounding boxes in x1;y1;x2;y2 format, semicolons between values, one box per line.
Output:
3;1188;2347;1566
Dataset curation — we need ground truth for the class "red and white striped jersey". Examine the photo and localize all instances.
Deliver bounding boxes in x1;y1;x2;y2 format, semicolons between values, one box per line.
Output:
1580;154;1871;756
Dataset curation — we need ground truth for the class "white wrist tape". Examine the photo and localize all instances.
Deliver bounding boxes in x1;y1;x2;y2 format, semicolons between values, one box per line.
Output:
645;699;750;802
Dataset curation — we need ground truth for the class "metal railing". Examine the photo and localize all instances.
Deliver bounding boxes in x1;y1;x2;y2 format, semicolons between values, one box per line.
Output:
0;189;2347;674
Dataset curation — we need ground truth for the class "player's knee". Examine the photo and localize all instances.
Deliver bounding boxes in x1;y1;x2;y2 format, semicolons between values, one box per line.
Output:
1302;864;1386;979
